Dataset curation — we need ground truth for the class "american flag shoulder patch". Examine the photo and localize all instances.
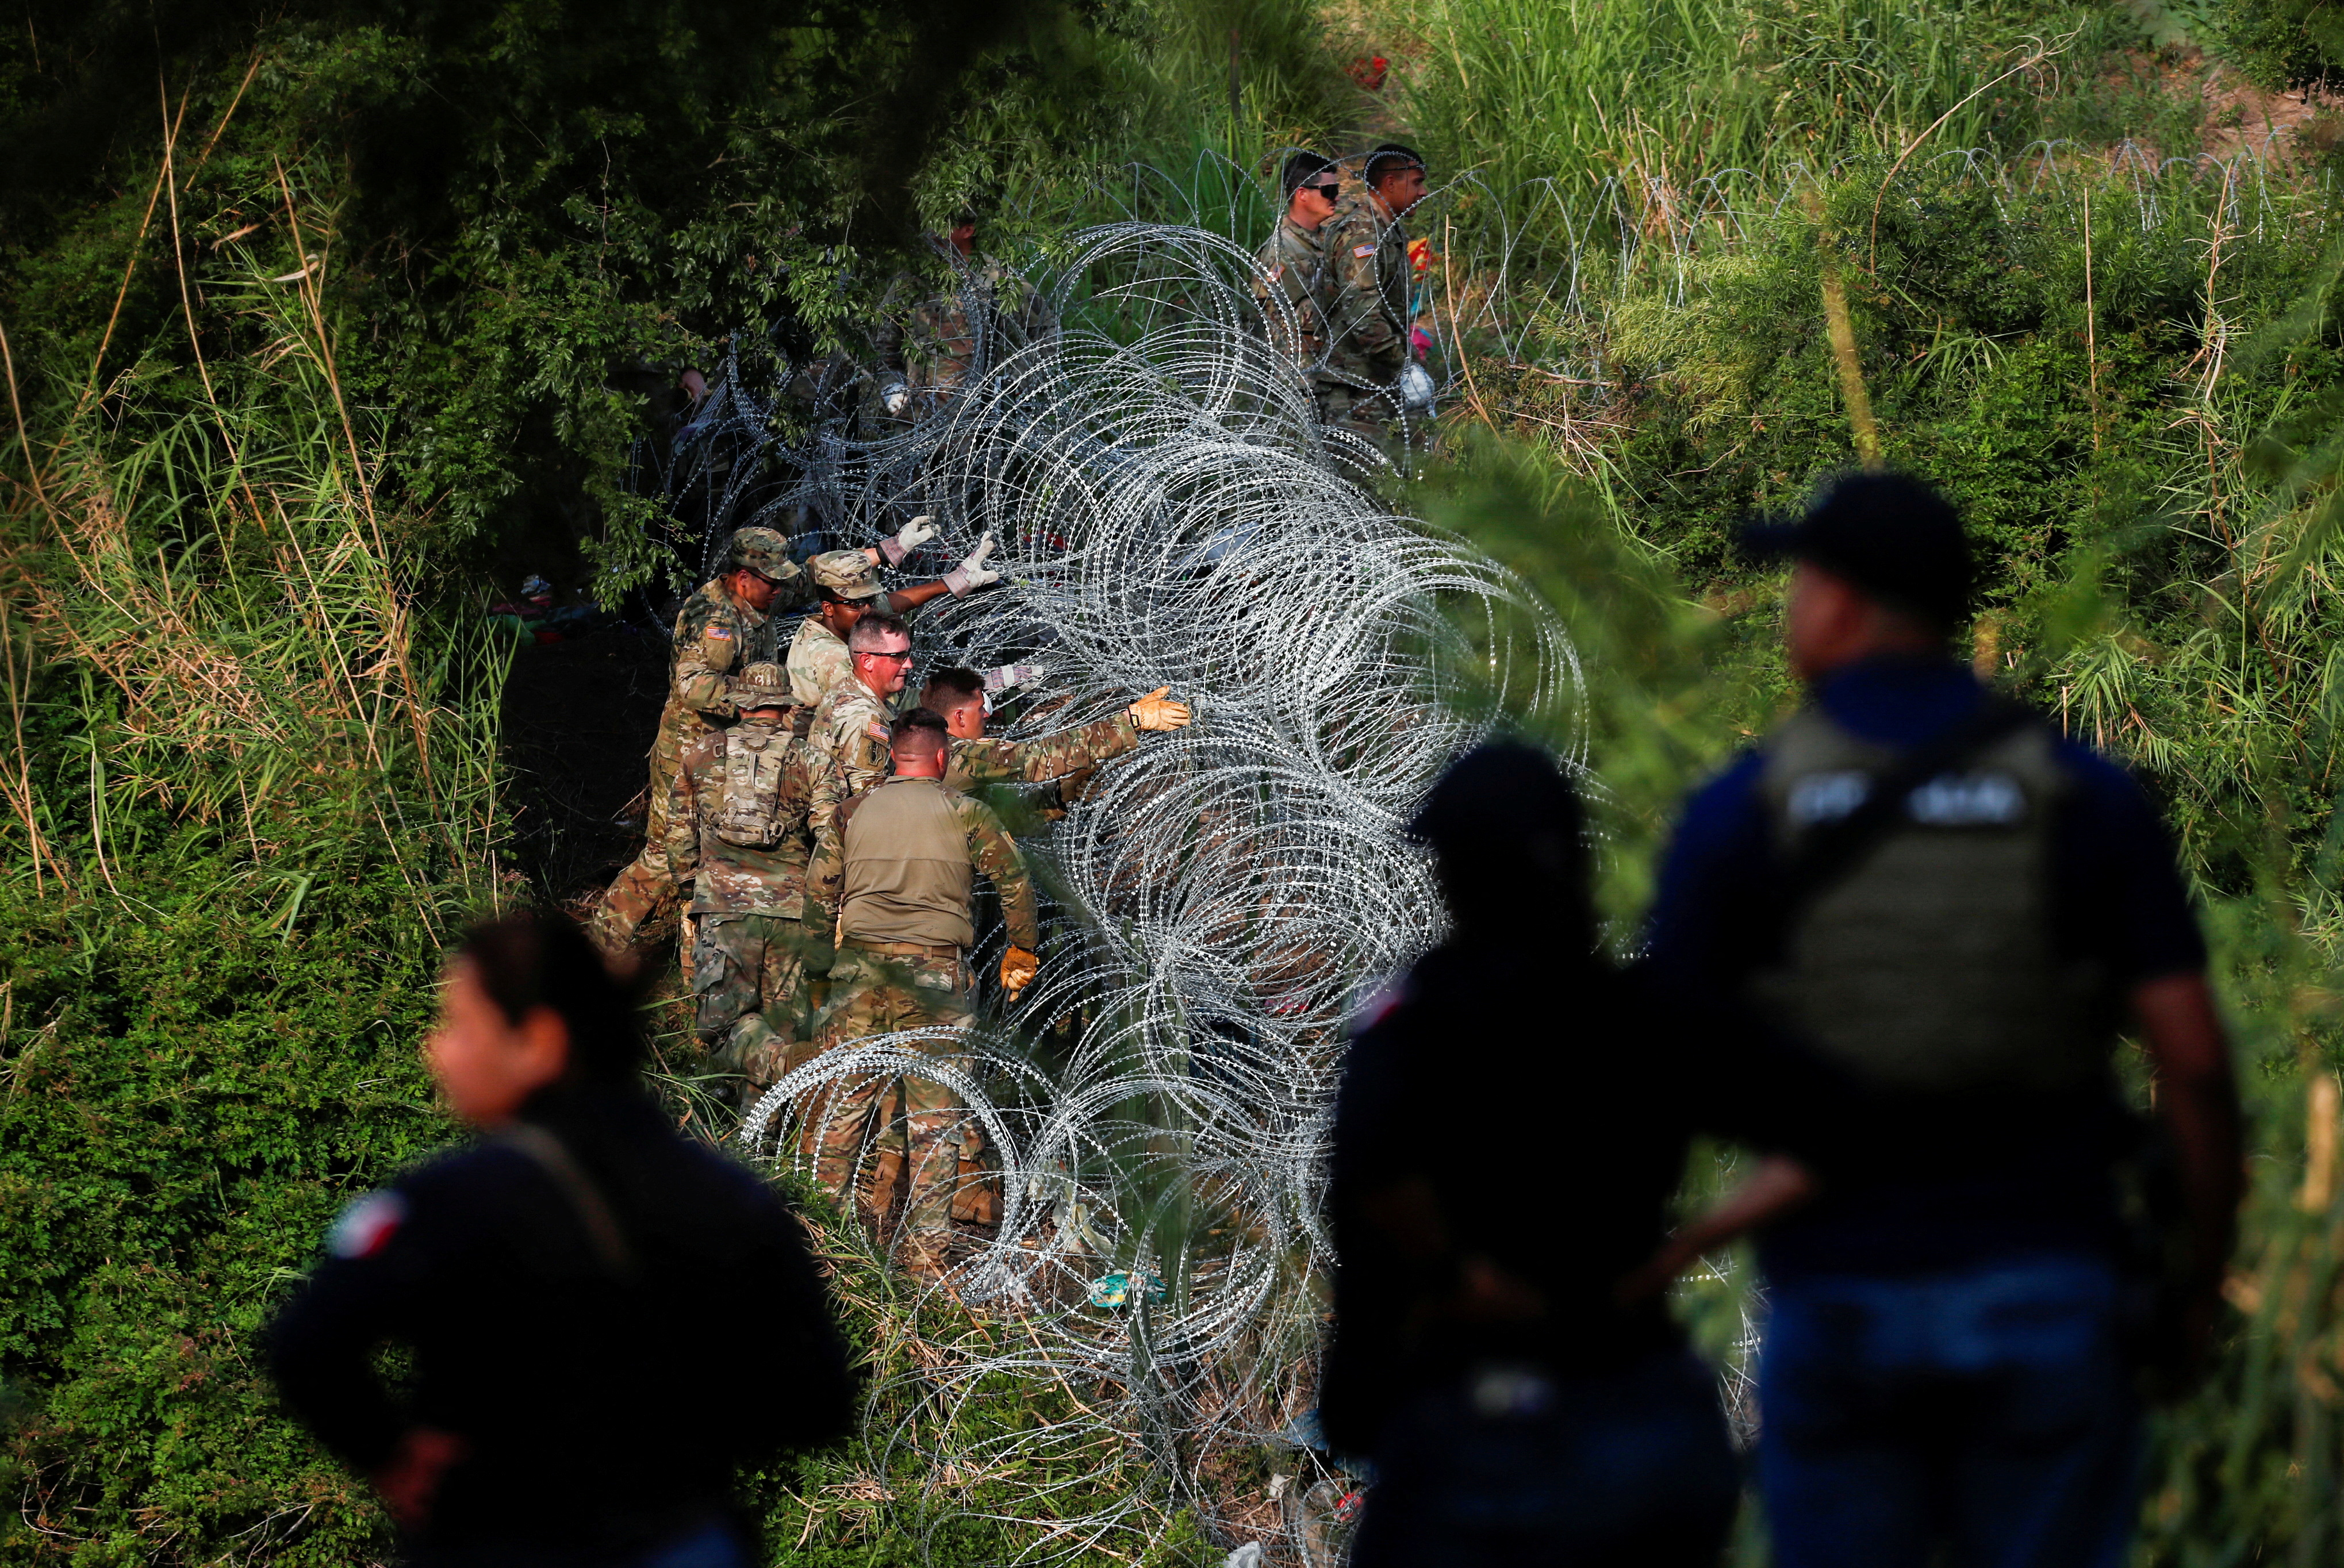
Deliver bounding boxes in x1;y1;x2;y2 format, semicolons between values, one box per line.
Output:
1267;264;1284;282
704;625;734;640
1352;244;1375;258
866;720;890;741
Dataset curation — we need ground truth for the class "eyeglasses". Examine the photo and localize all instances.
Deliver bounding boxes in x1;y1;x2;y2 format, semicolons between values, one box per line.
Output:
1304;182;1341;199
858;648;915;663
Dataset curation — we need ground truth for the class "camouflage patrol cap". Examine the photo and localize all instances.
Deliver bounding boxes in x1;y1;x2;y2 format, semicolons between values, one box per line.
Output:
808;548;885;601
736;662;792;710
725;527;800;583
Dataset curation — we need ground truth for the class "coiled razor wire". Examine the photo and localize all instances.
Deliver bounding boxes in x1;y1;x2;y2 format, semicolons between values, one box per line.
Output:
688;220;1579;1562
638;146;2315;1562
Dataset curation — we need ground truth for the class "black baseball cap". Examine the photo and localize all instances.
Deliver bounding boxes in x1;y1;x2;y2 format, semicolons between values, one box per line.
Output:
1739;470;1974;629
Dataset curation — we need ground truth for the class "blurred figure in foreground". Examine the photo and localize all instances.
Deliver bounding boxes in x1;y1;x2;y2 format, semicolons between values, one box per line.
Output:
268;912;855;1566
1647;472;2242;1568
1323;743;1761;1567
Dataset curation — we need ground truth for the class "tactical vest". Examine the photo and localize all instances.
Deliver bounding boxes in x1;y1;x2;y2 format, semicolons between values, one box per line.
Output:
1750;706;2110;1096
709;724;798;848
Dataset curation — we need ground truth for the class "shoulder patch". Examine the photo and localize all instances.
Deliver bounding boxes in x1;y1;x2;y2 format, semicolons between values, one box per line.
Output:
1352;244;1376;259
866;720;891;741
1267;264;1284;282
327;1190;407;1260
704;625;734;640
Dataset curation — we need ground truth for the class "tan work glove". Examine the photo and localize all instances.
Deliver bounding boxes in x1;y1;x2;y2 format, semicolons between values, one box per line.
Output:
877;514;937;565
942;532;999;595
1127;686;1191;733
1000;946;1040;996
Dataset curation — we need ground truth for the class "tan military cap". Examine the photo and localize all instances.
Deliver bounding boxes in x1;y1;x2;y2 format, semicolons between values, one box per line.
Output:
726;527;800;582
808;548;885;600
736;662;792;708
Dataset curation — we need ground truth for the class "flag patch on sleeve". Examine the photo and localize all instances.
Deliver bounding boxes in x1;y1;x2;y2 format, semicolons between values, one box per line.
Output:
866;720;890;741
1352;244;1376;258
328;1190;407;1260
704;626;733;640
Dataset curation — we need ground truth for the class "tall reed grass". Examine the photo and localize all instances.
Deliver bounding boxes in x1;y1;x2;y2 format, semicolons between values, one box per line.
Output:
1;171;507;931
1387;0;2116;249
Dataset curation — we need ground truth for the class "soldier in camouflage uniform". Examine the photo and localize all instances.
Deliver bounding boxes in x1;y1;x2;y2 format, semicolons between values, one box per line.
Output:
1319;144;1432;446
785;539;1000;706
591;527;807;958
803;708;1041;1267
1252;152;1345;399
659;663;840;1105
873;214;1056;426
593;520;946;959
919;666;1193;800
805;611;920;797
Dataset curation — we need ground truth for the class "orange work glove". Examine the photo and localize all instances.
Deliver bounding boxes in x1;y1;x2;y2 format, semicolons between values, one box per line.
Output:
1000;946;1040;996
1127;686;1192;733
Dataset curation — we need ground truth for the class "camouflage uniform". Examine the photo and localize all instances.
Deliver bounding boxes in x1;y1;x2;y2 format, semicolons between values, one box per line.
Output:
1253;215;1334;383
786;617;854;707
803;777;1040;1241
593;532;810;955
808;678;899;798
786;550;892;706
661;694;839;1102
1318;194;1415;440
945;712;1140;792
877;253;1054;421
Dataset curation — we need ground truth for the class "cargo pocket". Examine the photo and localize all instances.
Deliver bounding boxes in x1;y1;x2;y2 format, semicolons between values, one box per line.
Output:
692;928;728;996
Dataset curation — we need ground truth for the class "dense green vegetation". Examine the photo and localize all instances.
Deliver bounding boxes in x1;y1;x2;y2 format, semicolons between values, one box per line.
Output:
12;0;2344;1563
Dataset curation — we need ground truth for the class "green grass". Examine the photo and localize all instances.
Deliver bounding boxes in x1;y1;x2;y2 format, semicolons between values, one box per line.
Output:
1387;0;2128;230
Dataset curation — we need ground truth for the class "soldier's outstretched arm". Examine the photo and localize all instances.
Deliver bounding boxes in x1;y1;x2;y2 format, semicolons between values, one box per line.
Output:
960;797;1041;951
1016;712;1144;783
884;580;953;615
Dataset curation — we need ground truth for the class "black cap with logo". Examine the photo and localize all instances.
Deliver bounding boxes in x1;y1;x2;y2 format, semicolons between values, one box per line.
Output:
1740;471;1974;629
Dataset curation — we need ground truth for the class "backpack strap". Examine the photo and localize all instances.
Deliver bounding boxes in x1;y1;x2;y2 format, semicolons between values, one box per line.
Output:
500;1123;636;1281
1777;695;2039;918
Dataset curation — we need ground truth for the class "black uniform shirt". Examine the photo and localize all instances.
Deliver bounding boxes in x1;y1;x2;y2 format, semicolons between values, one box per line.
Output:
1321;946;1810;1455
266;1083;855;1557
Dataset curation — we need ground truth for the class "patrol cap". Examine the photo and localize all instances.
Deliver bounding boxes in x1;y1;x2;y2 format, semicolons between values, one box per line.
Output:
808;548;885;601
726;528;800;583
736;662;792;710
1740;471;1973;629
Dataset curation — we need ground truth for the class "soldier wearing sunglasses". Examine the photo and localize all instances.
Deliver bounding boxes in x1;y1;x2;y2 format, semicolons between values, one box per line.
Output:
806;611;922;798
1254;152;1344;394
